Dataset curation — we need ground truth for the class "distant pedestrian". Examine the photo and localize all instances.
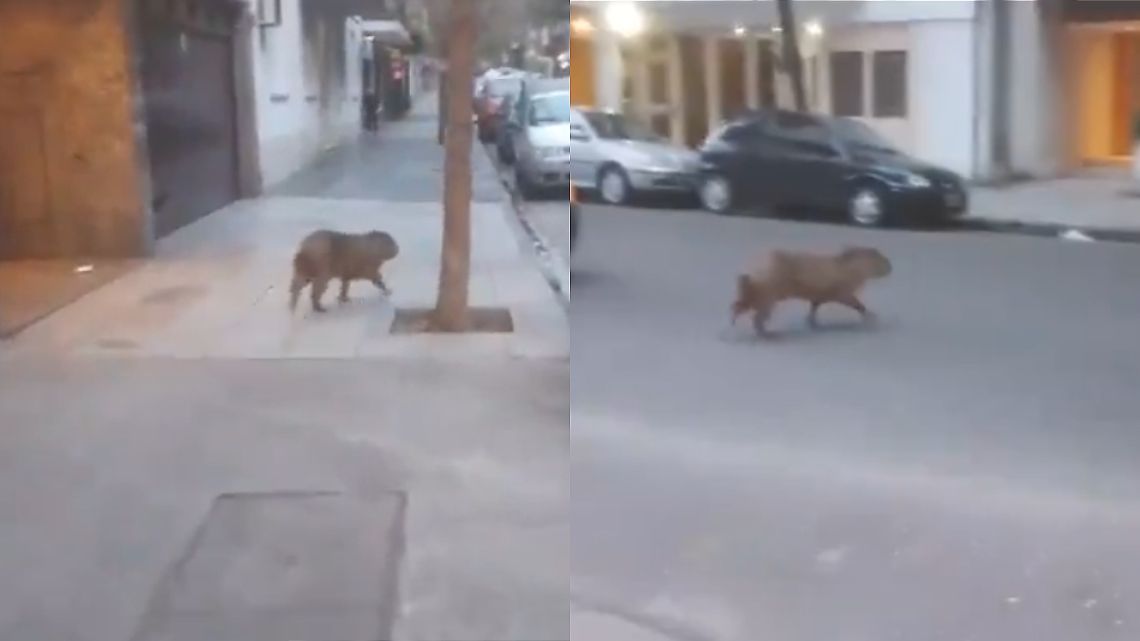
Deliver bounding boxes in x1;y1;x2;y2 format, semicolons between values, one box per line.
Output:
362;92;379;131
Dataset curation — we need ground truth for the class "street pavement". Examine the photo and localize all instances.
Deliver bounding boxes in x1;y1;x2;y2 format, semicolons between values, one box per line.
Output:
570;203;1140;640
0;98;569;641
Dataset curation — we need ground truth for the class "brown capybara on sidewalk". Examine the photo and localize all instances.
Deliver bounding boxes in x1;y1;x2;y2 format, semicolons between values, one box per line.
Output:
289;230;399;313
731;246;892;336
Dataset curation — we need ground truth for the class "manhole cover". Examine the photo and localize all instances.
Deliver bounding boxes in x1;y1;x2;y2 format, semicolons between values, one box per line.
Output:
132;492;406;641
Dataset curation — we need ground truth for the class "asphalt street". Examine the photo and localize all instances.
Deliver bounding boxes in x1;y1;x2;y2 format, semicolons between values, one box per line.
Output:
570;203;1140;641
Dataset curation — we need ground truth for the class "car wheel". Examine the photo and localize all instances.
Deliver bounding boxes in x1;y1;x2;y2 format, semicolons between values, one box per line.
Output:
699;174;733;214
498;137;515;165
848;185;887;227
570;202;580;254
515;165;537;199
598;166;632;206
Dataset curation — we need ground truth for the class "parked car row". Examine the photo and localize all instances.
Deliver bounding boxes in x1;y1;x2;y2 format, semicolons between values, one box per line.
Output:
565;107;969;228
485;76;571;198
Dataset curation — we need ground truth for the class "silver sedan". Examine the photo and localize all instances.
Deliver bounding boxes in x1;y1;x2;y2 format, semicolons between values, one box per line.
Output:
569;108;700;206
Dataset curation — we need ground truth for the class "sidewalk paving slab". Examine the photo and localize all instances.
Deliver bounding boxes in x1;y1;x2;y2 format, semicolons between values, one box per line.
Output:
0;90;568;641
2;198;567;361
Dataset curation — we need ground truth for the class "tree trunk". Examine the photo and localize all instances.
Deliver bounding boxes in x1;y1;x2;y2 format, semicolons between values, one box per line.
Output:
776;0;807;112
431;0;476;332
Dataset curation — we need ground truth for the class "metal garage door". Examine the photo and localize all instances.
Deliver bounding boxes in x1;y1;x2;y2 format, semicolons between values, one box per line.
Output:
138;0;240;237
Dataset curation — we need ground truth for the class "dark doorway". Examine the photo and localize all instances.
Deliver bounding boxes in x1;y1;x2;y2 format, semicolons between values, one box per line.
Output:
138;0;241;237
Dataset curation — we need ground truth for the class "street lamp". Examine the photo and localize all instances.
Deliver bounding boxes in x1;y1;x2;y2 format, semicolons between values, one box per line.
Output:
804;20;824;38
570;16;595;36
604;2;645;38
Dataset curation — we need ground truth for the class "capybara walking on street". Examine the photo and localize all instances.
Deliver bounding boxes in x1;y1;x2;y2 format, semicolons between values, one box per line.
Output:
731;246;892;336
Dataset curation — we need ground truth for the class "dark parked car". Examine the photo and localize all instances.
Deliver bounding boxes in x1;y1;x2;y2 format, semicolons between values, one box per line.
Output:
697;110;968;227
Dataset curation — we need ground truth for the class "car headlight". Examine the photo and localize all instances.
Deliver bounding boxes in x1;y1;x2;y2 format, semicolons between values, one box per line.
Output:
906;173;931;188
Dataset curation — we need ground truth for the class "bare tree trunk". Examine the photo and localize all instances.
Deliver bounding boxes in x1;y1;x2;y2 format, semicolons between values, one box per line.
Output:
776;0;807;112
431;0;476;331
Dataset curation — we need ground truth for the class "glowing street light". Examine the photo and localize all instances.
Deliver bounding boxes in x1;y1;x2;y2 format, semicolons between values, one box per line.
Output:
733;24;747;37
804;20;824;37
571;16;595;36
604;2;645;38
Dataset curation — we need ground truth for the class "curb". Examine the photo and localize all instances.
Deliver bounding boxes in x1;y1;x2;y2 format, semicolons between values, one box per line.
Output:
480;146;570;309
955;218;1140;244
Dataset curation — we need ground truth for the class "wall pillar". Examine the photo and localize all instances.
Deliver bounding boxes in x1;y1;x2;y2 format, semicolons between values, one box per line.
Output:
703;35;722;135
667;35;686;145
744;37;760;109
594;27;623;111
630;41;650;121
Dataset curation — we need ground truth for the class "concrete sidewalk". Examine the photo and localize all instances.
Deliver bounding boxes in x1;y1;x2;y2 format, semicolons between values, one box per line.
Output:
0;94;568;640
965;167;1140;241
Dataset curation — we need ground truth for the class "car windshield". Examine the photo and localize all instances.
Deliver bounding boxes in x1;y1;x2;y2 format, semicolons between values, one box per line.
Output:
833;118;900;155
583;112;660;142
529;92;570;125
486;77;522;97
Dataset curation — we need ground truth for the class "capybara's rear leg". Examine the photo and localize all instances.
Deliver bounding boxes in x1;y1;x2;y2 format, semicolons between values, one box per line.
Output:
338;278;351;304
311;276;330;313
289;273;308;312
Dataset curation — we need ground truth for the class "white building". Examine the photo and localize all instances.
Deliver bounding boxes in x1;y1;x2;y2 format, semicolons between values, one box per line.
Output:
570;0;1140;182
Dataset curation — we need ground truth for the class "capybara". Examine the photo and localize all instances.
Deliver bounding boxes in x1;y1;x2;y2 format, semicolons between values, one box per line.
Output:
730;246;892;336
289;230;399;313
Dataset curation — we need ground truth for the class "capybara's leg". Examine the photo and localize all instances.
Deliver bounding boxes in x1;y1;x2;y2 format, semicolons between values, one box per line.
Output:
372;272;391;296
838;294;874;322
807;301;823;328
338;278;351;303
751;298;774;337
311;277;330;313
289;273;307;312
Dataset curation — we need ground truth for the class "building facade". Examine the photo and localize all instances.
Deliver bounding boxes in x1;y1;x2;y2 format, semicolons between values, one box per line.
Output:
570;0;1140;182
0;0;418;260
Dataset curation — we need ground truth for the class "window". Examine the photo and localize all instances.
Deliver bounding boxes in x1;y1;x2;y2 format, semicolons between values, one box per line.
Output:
873;51;908;117
769;111;839;157
829;51;864;117
718;121;763;144
529;92;571;125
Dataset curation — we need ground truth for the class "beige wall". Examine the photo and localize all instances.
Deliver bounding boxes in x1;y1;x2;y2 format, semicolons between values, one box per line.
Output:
1072;30;1116;161
0;0;150;259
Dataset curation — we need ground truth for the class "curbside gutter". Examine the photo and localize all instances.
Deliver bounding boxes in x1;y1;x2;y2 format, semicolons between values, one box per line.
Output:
954;218;1140;245
481;146;570;310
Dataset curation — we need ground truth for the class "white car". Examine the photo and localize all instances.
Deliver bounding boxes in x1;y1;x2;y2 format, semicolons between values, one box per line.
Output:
568;108;700;205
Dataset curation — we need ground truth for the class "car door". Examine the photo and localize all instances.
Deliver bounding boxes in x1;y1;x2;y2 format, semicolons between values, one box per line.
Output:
762;111;847;211
568;111;601;188
701;119;767;208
